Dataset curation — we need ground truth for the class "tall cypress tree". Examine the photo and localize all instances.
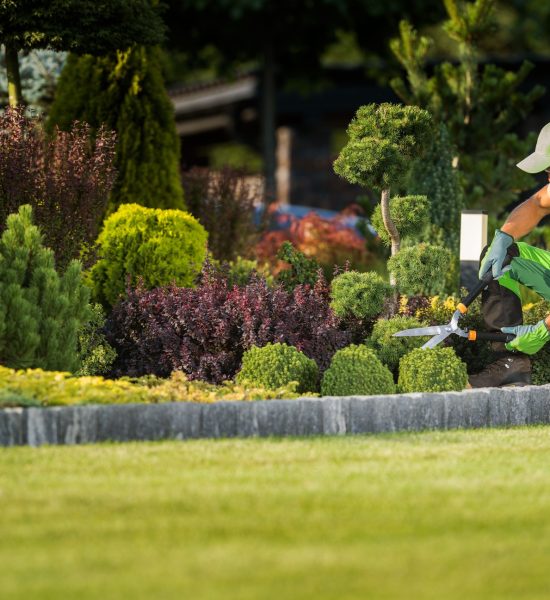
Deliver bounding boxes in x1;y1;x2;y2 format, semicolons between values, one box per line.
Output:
48;45;185;211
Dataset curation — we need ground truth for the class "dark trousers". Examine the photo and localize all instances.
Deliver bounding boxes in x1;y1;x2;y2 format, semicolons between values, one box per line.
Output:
480;243;523;354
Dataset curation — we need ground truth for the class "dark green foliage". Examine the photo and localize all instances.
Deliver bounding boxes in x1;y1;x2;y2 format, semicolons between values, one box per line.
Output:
523;300;550;325
90;203;207;307
388;244;452;296
398;347;468;393
334;103;433;192
76;303;117;376
0;205;91;371
370;195;429;246
390;4;544;215
368;316;429;374
321;344;395;396
236;343;319;394
330;271;391;320
532;347;550;386
48;46;184;212
408;124;463;253
276;242;320;291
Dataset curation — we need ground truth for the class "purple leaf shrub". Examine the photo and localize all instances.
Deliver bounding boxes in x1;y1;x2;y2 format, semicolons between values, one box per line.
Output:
0;107;116;267
106;267;351;383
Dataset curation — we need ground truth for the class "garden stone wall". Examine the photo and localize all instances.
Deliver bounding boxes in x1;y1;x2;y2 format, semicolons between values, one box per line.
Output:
2;385;550;447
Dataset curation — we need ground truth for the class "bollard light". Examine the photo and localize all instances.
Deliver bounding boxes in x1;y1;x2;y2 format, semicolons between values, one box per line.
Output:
460;210;488;291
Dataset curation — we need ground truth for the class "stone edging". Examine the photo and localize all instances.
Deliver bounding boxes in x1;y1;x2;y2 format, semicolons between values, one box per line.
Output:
2;385;550;446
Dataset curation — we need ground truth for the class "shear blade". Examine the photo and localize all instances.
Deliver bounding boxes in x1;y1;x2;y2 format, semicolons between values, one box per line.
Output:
422;331;451;349
393;326;445;337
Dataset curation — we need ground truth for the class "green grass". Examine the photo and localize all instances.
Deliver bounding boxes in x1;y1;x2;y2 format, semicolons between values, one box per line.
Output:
2;428;550;599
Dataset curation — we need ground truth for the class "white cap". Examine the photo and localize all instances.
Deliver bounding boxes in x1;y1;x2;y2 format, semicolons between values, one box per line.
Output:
517;122;550;173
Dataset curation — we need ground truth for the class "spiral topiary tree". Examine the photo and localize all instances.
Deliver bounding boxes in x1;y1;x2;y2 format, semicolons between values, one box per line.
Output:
334;103;433;285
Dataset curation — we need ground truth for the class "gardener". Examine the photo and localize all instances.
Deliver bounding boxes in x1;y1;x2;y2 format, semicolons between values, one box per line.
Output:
470;122;550;387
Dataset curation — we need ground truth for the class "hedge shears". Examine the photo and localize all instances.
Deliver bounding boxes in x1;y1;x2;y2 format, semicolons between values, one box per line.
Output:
392;269;516;349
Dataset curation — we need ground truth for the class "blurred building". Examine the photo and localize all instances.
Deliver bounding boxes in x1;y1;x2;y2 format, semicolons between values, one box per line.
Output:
169;67;397;211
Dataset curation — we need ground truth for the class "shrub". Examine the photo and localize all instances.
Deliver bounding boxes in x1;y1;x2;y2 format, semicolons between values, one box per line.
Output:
236;343;319;393
330;271;391;320
0;205;91;372
368;316;429;374
208;256;275;288
181;166;262;262
532;347;550;386
90;203;208;307
255;206;373;280
105;266;350;383
0;107;116;267
276;241;320;291
388;243;451;296
398;347;468;393
76;304;117;376
370;195;429;246
321;345;395;396
523;300;550;325
0;367;304;408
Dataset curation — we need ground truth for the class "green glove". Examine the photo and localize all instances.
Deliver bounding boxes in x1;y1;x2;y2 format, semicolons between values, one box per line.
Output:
479;229;514;279
502;320;550;355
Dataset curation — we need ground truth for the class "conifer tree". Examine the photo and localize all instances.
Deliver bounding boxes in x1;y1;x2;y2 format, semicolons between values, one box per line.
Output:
47;45;184;212
0;205;90;371
390;0;545;216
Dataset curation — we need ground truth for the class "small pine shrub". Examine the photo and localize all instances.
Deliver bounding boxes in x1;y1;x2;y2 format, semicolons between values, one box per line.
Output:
368;316;429;373
370;195;429;246
90;203;208;307
0;205;91;372
398;347;468;393
321;344;395;396
236;343;319;393
532;347;550;386
76;304;117;376
330;271;391;320
388;243;451;296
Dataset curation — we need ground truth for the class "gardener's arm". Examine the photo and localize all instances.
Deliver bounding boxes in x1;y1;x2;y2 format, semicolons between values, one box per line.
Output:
501;184;550;240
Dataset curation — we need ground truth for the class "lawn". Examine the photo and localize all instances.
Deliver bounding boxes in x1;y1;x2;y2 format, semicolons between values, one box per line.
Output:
2;428;550;599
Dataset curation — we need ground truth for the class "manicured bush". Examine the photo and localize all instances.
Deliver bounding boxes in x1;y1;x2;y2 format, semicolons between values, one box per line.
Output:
368;316;429;373
0;205;90;372
370;195;429;246
0;367;304;408
181;167;262;262
76;304;117;376
90;203;208;307
330;271;391;320
276;241;321;291
236;343;319;393
398;347;468;393
321;345;395;396
388;243;451;296
105;266;350;383
532;347;550;386
0;107;116;267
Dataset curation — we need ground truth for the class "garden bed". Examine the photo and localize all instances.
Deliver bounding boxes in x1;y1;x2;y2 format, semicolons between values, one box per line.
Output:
2;384;550;446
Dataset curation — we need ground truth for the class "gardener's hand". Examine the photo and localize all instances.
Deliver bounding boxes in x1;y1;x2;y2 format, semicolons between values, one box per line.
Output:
502;320;550;355
479;229;514;279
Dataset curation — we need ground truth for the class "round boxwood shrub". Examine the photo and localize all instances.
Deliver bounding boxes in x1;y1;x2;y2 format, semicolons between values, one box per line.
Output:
370;195;429;245
236;343;319;394
321;344;395;396
330;271;391;320
368;316;430;373
90;203;208;306
398;347;468;393
387;243;451;296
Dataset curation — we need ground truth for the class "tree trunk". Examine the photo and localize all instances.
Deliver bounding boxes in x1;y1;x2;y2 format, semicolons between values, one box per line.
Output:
5;43;23;108
261;38;276;202
380;188;400;286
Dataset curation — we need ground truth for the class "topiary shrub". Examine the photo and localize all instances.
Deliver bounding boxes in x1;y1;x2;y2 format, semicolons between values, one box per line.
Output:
236;342;319;393
330;271;392;320
321;344;395;396
398;347;468;393
0;205;91;372
387;243;451;296
370;195;429;246
532;347;550;386
90;203;208;307
368;316;429;374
